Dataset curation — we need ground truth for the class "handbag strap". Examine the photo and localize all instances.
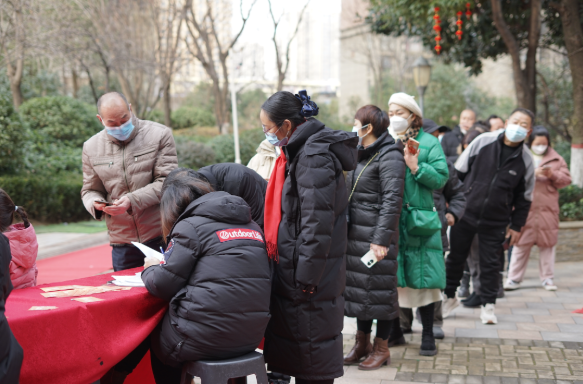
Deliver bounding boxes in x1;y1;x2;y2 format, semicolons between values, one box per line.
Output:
349;152;379;201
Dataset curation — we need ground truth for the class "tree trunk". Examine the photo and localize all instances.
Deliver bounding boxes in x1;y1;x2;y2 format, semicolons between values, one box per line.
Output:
9;77;23;109
82;64;99;103
277;72;284;92
557;0;583;186
6;57;24;109
214;84;230;134
104;67;110;93
163;81;172;128
72;69;79;98
490;0;540;113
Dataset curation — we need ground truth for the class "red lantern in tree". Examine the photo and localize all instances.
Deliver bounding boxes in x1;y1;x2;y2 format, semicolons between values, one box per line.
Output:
456;11;463;40
433;7;441;54
466;2;472;18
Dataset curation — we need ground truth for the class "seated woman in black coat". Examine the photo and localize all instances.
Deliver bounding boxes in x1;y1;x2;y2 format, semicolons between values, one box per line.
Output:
102;173;272;384
343;106;406;370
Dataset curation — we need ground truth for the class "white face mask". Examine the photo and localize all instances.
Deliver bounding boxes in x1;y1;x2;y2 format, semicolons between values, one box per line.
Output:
352;124;370;145
390;114;412;134
504;124;529;143
531;145;548;155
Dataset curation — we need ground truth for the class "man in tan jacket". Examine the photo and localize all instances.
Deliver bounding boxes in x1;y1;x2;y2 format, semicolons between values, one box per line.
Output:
81;92;178;271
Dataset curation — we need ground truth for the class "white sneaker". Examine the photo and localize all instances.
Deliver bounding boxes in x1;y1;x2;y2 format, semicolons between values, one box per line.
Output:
442;296;459;319
504;279;521;291
542;279;557;291
480;303;498;324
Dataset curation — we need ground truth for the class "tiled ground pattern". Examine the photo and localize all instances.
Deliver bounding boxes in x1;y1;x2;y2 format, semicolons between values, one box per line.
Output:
339;260;583;383
341;333;583;383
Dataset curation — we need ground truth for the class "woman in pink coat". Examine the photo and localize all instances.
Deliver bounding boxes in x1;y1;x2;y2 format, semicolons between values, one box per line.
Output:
0;189;38;289
505;127;571;291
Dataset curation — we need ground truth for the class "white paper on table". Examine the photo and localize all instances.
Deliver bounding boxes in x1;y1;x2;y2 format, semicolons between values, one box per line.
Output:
131;241;164;261
111;272;145;287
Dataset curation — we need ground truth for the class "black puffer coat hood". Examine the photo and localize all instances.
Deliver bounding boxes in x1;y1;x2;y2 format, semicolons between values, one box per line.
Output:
263;118;357;381
142;192;271;365
344;132;406;321
198;163;267;229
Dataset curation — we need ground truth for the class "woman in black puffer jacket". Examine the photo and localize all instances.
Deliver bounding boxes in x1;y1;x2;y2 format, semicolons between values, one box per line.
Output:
103;171;272;384
261;91;358;384
344;106;406;370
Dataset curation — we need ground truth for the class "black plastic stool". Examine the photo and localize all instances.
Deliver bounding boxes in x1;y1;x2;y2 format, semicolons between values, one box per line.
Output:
180;351;268;384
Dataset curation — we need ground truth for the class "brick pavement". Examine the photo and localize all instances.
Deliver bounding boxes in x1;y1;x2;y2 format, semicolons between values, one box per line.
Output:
338;259;583;384
205;260;583;384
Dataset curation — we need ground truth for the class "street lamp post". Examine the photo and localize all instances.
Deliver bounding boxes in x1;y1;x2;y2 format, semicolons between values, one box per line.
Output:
231;84;241;164
412;57;432;115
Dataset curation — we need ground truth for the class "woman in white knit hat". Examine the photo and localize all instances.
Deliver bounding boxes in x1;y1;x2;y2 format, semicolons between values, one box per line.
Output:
386;93;449;356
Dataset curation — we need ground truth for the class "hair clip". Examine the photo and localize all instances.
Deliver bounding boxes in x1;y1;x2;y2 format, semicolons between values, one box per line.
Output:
294;90;319;118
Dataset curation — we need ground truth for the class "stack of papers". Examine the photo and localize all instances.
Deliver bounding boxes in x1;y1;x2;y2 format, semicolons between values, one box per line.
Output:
41;286;131;298
111;272;145;287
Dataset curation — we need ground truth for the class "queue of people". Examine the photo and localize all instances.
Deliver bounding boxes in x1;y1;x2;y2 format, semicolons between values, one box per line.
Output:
0;88;573;384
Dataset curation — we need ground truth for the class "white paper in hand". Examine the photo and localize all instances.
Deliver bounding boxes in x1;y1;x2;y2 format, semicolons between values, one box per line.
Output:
131;242;164;261
361;250;378;269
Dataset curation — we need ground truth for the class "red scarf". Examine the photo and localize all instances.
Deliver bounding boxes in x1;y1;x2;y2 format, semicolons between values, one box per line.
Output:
264;150;287;263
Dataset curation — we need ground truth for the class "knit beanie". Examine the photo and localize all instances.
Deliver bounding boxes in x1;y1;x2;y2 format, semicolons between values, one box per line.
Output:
388;92;423;118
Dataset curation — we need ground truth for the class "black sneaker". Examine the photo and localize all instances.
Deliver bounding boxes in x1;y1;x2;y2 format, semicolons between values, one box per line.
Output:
419;332;437;356
462;292;482;308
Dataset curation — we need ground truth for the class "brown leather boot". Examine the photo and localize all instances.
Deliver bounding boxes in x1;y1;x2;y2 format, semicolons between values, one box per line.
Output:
343;330;372;365
358;337;391;371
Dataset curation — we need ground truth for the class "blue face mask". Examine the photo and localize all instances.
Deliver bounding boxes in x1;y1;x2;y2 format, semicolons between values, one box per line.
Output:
105;117;135;141
265;124;292;147
265;132;289;147
504;124;528;143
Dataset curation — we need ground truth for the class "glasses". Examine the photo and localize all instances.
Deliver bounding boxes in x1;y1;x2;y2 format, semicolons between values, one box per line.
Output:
262;123;280;135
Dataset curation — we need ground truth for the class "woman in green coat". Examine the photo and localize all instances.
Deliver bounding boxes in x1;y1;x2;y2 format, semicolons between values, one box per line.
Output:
386;93;448;356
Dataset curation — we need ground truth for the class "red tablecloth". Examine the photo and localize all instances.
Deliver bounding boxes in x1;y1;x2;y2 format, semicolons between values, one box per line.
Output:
5;268;167;384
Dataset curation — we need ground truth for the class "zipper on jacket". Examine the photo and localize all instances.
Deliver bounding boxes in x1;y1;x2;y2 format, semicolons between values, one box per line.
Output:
134;148;156;162
122;145;141;242
478;147;522;226
94;161;114;168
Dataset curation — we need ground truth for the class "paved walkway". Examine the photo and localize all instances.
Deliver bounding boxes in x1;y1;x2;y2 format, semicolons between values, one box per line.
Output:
37;232;108;260
339;259;583;384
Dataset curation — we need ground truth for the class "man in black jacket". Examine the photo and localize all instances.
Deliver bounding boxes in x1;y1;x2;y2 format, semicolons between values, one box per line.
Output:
442;108;535;325
440;109;476;162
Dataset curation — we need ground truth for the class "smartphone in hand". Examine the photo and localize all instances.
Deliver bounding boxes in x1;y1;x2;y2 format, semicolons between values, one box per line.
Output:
361;250;378;269
407;138;420;155
503;236;511;251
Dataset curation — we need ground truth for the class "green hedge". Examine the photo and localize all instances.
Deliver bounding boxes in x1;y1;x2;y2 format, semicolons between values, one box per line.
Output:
210;129;264;165
20;96;102;147
175;137;216;170
559;185;583;221
0;90;27;174
0;173;91;223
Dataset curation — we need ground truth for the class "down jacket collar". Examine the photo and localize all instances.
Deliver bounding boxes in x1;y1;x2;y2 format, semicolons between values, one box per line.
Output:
357;131;401;161
168;192;252;240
